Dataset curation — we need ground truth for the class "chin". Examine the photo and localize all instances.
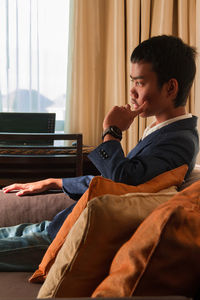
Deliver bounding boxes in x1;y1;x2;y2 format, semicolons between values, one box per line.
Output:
140;110;154;118
139;112;148;118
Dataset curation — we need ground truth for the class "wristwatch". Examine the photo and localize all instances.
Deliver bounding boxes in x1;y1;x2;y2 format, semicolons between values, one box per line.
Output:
102;126;122;141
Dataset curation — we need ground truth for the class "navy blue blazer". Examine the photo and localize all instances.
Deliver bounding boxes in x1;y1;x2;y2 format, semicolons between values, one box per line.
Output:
63;116;199;199
48;116;199;240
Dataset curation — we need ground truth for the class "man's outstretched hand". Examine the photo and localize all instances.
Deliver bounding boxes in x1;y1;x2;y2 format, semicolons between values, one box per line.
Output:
2;178;62;196
103;102;146;131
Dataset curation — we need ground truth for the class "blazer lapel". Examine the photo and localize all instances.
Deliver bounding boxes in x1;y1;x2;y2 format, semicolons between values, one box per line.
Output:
127;116;198;159
127;134;155;158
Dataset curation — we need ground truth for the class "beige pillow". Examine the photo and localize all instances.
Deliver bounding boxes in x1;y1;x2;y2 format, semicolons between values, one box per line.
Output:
38;187;176;298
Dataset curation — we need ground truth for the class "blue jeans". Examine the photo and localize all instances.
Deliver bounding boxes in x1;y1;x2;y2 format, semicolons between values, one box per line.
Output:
0;221;52;271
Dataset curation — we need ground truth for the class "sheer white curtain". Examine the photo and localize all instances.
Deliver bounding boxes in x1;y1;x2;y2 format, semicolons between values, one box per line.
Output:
0;0;70;131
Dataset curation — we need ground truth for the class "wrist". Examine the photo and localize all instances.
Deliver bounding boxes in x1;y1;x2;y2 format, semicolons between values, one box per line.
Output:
103;134;121;142
47;178;62;189
102;126;122;141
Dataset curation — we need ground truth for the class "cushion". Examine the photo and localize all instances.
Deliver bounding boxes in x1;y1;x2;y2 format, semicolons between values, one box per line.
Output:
0;272;41;298
92;179;200;299
30;164;187;283
179;164;200;190
0;190;75;227
37;186;177;298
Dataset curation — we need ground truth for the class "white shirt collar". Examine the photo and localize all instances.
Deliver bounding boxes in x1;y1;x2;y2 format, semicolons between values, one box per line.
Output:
142;113;193;140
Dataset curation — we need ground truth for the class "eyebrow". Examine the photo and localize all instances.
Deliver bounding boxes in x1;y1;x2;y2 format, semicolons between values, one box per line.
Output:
130;75;145;80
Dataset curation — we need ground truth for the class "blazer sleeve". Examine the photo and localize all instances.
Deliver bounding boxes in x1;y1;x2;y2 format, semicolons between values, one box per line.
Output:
88;131;199;186
62;175;94;200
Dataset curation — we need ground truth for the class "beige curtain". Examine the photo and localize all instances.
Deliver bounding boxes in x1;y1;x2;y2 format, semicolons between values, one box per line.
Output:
66;0;197;155
66;0;127;149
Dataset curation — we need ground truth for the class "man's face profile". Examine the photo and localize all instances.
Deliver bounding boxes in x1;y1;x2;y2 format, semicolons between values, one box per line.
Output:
130;62;174;120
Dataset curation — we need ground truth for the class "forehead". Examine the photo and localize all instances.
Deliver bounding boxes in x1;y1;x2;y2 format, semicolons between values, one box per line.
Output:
130;62;155;78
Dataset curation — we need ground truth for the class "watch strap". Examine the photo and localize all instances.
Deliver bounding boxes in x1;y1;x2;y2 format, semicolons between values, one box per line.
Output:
102;126;122;141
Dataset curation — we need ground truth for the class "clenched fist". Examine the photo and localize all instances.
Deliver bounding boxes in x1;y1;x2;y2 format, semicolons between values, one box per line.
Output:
103;102;147;131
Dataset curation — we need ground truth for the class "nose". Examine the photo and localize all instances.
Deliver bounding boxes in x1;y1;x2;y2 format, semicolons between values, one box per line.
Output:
130;86;138;99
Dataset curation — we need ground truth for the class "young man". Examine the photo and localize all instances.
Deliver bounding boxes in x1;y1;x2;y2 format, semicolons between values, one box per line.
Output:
1;35;199;270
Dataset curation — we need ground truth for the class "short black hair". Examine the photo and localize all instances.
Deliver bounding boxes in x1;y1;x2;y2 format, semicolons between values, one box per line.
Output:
131;35;197;107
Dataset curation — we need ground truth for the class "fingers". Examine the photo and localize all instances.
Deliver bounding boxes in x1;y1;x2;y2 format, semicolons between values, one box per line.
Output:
121;102;145;114
132;101;147;116
120;102;146;117
2;183;26;194
2;183;37;196
103;102;147;132
117;104;131;110
125;104;131;110
16;188;34;196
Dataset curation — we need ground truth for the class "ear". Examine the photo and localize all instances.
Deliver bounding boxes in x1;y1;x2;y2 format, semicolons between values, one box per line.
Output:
166;78;179;99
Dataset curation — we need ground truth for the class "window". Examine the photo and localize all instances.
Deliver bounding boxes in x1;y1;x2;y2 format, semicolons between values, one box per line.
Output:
0;0;70;131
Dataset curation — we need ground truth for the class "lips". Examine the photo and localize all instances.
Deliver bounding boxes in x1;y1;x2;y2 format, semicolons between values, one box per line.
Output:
131;99;140;109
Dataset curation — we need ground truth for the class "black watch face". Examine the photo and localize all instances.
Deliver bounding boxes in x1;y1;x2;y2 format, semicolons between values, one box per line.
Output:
111;126;122;135
109;126;122;139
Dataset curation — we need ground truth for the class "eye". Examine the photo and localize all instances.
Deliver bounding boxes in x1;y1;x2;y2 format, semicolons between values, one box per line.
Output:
130;77;144;87
135;81;143;87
